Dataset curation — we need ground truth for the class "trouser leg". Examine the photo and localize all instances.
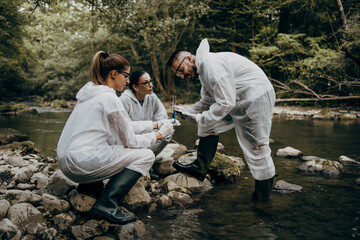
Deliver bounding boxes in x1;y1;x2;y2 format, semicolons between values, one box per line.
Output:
77;181;104;198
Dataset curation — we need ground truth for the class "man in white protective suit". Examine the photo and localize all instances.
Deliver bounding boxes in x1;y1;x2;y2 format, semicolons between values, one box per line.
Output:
119;70;177;157
167;38;276;201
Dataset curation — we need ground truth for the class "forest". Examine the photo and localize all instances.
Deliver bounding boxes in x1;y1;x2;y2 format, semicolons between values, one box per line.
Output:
1;0;359;106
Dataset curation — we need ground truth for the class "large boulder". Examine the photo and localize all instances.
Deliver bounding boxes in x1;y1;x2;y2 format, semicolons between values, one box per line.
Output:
47;170;77;197
7;203;47;235
164;173;213;192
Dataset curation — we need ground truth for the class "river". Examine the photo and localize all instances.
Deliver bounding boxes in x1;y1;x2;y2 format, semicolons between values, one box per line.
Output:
0;111;359;239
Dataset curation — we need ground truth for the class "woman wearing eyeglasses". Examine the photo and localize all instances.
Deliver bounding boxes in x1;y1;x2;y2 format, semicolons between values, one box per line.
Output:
57;52;174;224
119;70;177;156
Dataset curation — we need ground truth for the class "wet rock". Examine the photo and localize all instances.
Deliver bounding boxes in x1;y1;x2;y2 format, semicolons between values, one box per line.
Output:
153;156;175;176
311;108;338;120
47;170;76;197
123;181;151;210
165;180;191;194
273;180;303;194
301;156;321;161
276;146;303;158
0;128;29;146
0;200;10;220
158;195;172;208
4;190;42;205
166;143;187;154
208;152;242;183
164;173;213;192
339;155;360;167
7;202;47;235
114;220;148;239
71;220;110;240
0;218;22;240
41;193;70;214
155;148;175;161
52;212;76;231
69;189;96;212
299;158;343;176
356;178;360;186
167;191;193;206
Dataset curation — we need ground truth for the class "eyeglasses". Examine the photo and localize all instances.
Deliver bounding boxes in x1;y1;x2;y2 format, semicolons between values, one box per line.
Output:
118;71;130;79
138;80;153;86
175;57;186;77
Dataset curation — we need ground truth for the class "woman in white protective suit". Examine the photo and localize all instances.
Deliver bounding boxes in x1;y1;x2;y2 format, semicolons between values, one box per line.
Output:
119;70;177;156
57;51;174;224
167;38;276;201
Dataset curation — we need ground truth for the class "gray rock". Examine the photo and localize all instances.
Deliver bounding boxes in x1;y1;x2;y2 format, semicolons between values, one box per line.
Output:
7;203;47;235
301;156;321;161
47;170;76;197
123;181;151;209
153;156;175;176
16;183;36;190
71;220;110;240
0;218;22;240
165;180;191;194
30;172;49;189
165;143;187;154
69;190;96;212
0;200;10;220
276;146;303;158
13;167;34;183
339;155;360;167
37;228;57;240
158;195;172;208
273;180;303;194
167;191;193;205
52;212;76;231
114;220;148;239
4;189;42;205
7;154;29;167
164;173;213;192
299;158;343;176
155;148;175;161
41;193;70;214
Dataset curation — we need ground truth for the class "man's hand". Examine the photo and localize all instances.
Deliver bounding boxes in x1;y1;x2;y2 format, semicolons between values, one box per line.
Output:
175;110;197;122
158;121;175;140
158;119;181;128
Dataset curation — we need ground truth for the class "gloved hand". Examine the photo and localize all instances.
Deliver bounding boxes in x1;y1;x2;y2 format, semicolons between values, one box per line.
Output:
158;119;181;128
158;121;175;140
175;110;197;122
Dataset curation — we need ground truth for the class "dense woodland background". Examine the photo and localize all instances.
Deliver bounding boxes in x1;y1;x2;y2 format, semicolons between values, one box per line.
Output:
1;0;359;106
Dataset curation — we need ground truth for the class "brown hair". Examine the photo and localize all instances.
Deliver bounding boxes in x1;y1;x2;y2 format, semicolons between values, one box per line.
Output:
90;51;130;85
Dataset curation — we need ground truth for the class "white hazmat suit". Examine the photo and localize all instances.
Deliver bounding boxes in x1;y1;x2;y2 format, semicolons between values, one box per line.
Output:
57;82;156;183
119;89;171;155
188;39;276;181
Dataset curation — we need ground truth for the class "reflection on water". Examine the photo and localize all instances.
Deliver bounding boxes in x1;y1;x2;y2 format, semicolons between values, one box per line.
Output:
0;113;359;239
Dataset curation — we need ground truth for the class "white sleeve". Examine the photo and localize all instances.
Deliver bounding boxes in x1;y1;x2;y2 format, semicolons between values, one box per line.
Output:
152;96;168;121
188;86;214;113
130;121;154;134
197;74;236;127
108;112;156;148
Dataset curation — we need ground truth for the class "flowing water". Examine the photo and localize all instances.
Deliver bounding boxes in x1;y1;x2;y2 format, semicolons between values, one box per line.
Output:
0;111;359;240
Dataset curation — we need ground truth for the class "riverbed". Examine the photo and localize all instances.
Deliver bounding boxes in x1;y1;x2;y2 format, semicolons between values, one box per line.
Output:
0;110;359;239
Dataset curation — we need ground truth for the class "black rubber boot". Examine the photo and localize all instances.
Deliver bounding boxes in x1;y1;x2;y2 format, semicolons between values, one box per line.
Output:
252;177;274;201
173;135;219;181
90;168;141;224
77;181;104;199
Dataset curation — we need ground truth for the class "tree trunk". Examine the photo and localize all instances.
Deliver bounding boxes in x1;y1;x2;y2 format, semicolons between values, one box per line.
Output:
335;0;349;30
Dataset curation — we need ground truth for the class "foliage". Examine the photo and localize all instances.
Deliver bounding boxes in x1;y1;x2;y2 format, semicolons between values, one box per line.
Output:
0;0;358;105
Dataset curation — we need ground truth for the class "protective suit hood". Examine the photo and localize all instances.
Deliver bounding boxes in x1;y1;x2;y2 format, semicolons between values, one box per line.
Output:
121;89;138;103
76;81;115;102
195;38;210;74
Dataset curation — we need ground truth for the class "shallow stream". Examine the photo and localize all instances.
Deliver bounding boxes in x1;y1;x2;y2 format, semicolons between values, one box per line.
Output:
0;111;359;239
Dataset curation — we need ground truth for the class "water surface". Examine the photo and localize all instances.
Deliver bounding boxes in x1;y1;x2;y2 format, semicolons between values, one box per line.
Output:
0;112;359;239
